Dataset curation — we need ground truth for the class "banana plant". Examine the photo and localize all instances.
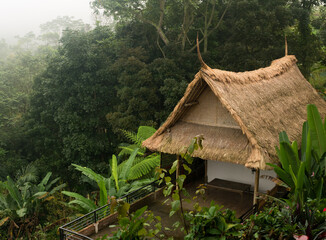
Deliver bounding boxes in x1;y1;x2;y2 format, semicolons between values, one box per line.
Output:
62;147;159;213
0;172;65;239
63;126;160;214
267;104;326;209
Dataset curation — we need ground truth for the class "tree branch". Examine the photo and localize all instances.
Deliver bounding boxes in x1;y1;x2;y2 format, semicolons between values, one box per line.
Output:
188;3;229;52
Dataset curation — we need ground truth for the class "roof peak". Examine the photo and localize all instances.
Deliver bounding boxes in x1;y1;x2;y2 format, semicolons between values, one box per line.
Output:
201;55;297;84
196;34;210;70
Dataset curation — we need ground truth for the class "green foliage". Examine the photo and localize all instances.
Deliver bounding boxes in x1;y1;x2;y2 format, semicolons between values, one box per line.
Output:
39;16;91;46
159;135;205;235
268;105;326;207
185;202;241;240
266;104;326;239
215;0;294;71
102;204;162;240
62;130;160;214
3;2;326;239
0;171;66;239
26;27;117;185
109;136;247;239
288;0;325;78
118;126;160;181
241;204;298;239
241;200;326;240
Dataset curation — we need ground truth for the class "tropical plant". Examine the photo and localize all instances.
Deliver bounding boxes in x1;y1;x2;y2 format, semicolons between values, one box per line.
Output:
62;149;140;213
105;204;161;240
104;136;205;240
62;126;160;213
185;201;241;240
240;199;326;240
0;172;65;239
119;126;157;154
264;104;326;239
241;203;297;240
267;104;326;208
158;135;204;235
118;126;160;180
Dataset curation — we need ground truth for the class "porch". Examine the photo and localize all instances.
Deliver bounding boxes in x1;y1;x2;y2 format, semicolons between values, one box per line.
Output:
90;178;253;239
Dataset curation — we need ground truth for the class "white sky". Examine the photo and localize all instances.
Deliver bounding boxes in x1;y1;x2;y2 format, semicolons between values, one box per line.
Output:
0;0;94;42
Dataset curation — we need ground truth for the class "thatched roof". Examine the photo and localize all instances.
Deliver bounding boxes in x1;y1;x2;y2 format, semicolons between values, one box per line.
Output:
143;55;326;170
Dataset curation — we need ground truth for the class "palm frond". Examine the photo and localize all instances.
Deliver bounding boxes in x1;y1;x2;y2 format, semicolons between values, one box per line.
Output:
137;126;156;142
98;180;108;207
120;129;141;146
128;154;160;181
48;183;66;195
261;175;290;190
117;156;144;175
16;163;38;185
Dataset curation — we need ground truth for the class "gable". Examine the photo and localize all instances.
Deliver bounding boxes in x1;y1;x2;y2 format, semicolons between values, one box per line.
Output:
181;86;239;129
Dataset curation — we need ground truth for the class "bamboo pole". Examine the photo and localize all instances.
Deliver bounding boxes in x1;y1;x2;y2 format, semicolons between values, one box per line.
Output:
205;159;208;184
176;155;180;190
253;169;260;205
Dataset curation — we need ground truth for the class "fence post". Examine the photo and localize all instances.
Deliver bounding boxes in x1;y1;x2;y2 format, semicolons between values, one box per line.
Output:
94;211;97;223
59;227;65;240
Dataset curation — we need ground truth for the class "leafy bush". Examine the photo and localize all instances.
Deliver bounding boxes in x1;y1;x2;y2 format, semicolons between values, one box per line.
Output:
0;171;65;239
254;104;326;239
185;202;241;240
241;204;297;239
106;205;161;240
62;126;160;213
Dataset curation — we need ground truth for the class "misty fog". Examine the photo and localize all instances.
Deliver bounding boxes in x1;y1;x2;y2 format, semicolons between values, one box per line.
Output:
0;0;93;43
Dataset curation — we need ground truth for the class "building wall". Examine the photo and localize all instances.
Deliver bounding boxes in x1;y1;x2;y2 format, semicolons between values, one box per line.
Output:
207;160;276;193
182;87;239;128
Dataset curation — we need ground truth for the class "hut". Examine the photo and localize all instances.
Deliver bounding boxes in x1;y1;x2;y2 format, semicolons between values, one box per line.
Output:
143;50;326;204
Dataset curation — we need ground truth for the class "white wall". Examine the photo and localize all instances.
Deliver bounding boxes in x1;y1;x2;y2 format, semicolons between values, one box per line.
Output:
207;160;276;193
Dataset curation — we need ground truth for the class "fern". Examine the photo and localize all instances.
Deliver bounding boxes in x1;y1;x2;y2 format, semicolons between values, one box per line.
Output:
120;126;157;147
120;129;142;146
116;156;142;177
137;126;156;142
118;144;145;157
128;154;160;181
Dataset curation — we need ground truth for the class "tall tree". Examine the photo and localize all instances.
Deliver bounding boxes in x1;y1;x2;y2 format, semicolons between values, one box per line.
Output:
91;0;229;53
27;27;117;184
289;0;326;77
39;16;91;46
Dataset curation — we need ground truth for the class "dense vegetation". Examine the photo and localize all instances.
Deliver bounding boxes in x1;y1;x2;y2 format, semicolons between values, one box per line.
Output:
1;0;326;238
105;105;326;239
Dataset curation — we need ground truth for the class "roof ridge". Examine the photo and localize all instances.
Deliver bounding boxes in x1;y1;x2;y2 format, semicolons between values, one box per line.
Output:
201;55;297;84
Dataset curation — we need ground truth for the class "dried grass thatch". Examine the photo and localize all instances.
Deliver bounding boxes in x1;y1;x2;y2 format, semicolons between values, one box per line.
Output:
143;55;326;170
